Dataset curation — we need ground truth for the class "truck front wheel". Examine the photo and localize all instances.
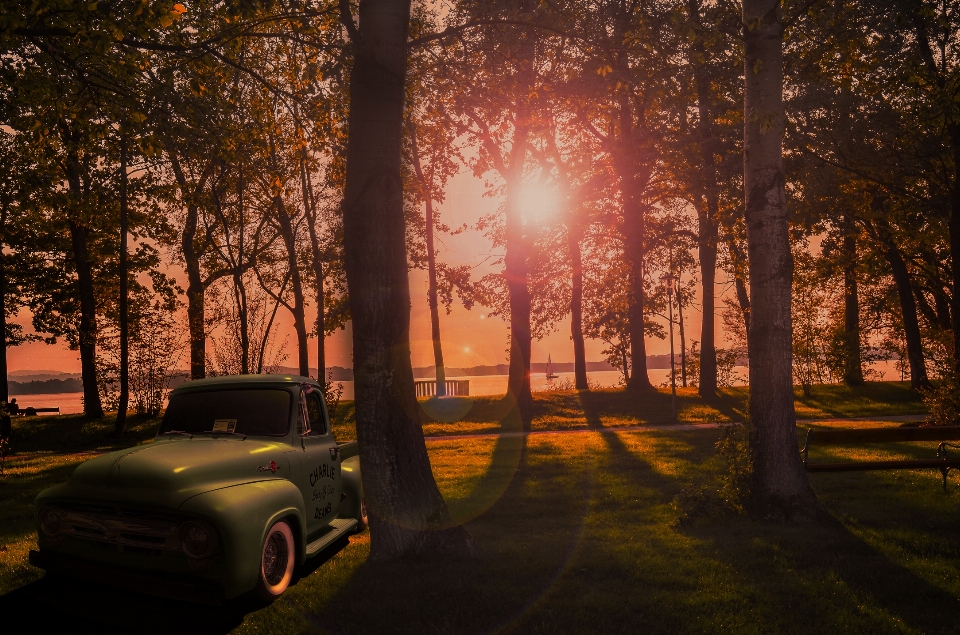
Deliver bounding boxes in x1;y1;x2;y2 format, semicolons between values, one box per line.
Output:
254;520;295;601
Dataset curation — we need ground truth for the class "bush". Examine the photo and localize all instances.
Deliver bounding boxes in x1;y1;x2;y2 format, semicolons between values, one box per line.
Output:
921;371;960;426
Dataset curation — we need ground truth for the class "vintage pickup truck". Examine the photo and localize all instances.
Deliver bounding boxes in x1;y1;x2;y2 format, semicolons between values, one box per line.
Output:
29;375;365;605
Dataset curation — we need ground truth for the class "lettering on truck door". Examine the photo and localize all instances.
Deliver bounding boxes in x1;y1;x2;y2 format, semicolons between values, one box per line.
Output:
295;385;341;535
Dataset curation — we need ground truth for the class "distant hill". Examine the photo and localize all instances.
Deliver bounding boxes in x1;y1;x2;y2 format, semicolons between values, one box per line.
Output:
5;357;706;394
9;378;84;395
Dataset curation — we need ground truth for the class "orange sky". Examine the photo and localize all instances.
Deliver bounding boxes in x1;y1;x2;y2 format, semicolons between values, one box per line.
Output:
8;169;725;374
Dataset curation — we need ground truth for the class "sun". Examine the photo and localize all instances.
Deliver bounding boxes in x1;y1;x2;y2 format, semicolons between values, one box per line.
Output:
519;183;561;225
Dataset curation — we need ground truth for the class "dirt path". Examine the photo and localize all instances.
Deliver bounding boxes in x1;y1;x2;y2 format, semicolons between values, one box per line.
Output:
423;414;929;442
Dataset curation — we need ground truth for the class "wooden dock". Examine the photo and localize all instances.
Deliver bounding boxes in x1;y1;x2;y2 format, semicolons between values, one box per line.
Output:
413;380;470;397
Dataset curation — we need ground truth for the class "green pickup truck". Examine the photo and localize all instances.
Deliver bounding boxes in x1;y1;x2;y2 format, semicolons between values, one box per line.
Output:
29;375;366;605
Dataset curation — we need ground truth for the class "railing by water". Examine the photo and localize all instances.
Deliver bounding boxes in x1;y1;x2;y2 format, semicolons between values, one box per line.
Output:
413;379;470;397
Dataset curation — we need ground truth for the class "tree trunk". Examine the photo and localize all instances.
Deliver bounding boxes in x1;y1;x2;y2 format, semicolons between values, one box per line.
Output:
274;196;310;377
569;224;588;390
743;0;817;518
623;192;651;392
950;125;960;374
0;203;8;405
69;219;104;418
874;219;930;389
115;136;129;435
503;66;535;428
841;214;864;385
678;283;688;387
169;154;208;380
689;0;718;399
63;147;104;419
614;96;653;393
340;0;474;559
301;157;327;379
409;129;446;396
235;169;250;375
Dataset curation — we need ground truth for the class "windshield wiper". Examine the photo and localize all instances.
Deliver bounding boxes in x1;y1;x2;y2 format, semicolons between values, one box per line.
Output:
160;430;191;436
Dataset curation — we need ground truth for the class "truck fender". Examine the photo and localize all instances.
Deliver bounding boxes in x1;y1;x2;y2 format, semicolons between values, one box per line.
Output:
338;455;363;522
179;479;306;599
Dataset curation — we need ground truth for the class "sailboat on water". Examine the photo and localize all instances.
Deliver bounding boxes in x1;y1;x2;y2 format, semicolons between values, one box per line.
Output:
546;354;558;380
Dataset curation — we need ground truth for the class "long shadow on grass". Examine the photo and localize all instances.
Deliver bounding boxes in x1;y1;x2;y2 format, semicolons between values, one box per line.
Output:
581;390;708;505
445;400;528;526
0;539;349;634
305;425;596;635
681;509;960;634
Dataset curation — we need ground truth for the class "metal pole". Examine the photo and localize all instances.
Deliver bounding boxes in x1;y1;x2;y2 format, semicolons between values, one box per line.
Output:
669;286;677;421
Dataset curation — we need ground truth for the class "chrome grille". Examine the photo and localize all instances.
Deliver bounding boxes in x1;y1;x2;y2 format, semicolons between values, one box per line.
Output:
53;505;181;551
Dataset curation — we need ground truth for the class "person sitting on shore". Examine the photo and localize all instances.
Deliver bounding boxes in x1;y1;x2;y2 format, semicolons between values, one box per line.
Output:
7;398;18;415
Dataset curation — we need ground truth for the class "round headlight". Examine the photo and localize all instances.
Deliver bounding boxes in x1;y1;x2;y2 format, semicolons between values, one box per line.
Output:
38;507;61;537
179;520;218;559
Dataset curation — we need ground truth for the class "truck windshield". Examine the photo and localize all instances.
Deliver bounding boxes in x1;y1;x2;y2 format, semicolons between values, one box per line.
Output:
159;389;292;437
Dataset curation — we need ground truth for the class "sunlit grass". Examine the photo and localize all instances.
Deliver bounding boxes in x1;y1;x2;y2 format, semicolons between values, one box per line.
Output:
1;390;953;634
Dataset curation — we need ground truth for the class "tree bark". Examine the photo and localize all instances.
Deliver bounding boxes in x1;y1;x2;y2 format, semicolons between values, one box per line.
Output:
743;0;817;518
274;195;310;377
169;153;209;380
689;0;718;398
409;129;446;396
0;203;8;405
873;218;930;389
63;146;104;419
569;224;588;390
340;0;474;559
678;282;688;387
300;157;327;379
69;218;104;418
610;111;652;392
611;94;653;393
115;136;129;435
949;125;960;373
503;60;535;428
841;214;863;385
735;275;751;352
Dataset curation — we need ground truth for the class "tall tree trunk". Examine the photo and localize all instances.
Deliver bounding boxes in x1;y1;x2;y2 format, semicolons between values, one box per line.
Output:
735;275;751;352
689;0;719;398
301;157;327;379
0;203;8;405
614;96;653;393
743;0;817;517
622;188;651;392
874;218;930;389
69;219;104;418
169;154;208;380
678;283;688;387
569;224;588;390
409;129;446;396
504;61;535;428
841;214;864;385
115;136;129;435
63;147;104;418
340;0;474;559
274;196;310;377
948;127;960;372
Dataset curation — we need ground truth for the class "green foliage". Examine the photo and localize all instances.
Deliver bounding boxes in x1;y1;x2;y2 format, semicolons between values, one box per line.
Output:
920;373;960;427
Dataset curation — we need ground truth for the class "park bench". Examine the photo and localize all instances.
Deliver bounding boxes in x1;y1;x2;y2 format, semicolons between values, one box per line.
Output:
14;406;60;416
800;425;960;491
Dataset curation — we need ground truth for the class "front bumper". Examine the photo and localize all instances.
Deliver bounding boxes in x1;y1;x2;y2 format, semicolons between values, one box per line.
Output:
29;549;223;606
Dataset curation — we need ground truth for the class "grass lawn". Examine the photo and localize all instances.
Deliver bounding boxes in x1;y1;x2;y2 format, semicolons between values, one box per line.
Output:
1;381;954;634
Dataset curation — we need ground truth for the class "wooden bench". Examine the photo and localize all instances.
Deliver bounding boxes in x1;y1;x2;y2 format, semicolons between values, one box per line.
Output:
16;406;60;416
800;425;960;490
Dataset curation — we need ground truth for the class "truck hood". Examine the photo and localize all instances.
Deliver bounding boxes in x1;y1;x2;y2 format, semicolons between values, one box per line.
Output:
47;437;293;509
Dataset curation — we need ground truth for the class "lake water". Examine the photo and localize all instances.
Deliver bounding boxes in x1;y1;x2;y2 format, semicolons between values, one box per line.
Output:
14;359;910;415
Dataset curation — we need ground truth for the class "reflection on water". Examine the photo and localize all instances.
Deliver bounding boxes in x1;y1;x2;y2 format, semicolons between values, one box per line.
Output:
17;359;911;415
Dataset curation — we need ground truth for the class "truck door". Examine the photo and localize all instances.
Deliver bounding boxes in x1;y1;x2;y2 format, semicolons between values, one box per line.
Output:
295;385;341;535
